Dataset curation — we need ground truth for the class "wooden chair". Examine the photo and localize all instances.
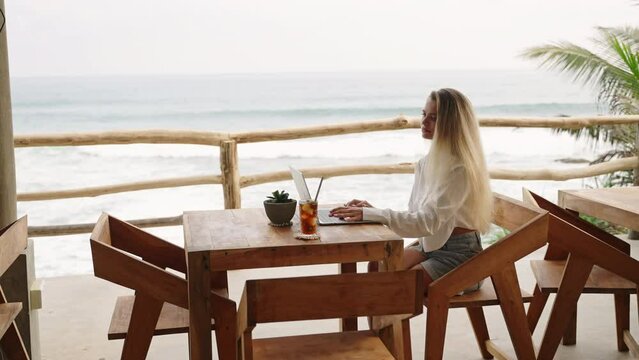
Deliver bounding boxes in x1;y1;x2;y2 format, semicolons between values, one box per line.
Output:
522;189;639;358
90;213;236;360
0;216;30;360
424;193;549;360
236;270;424;360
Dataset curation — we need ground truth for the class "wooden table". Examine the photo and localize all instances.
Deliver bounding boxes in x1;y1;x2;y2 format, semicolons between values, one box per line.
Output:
183;207;404;360
558;186;639;232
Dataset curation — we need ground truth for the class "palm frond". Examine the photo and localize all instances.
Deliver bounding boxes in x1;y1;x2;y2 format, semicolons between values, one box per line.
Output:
550;125;629;148
523;29;639;116
599;31;639;94
524;26;639;186
521;42;633;96
596;26;639;49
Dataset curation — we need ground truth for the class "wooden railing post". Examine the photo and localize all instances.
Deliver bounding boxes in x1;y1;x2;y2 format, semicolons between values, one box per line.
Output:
220;140;241;209
0;2;34;358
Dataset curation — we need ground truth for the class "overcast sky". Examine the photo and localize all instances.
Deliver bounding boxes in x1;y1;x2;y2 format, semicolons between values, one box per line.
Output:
7;0;639;77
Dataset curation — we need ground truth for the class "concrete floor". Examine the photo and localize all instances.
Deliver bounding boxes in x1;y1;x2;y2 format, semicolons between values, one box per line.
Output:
38;242;638;360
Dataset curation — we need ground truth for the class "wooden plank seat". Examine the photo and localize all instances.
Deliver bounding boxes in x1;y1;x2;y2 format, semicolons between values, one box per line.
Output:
531;260;637;295
107;291;226;340
425;281;534;309
251;331;395;360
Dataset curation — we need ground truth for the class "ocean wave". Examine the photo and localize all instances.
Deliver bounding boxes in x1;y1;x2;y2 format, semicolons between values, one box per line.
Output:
14;105;419;120
16;102;600;118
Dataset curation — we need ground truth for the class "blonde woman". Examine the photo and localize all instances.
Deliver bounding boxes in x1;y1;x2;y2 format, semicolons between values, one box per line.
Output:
329;88;492;292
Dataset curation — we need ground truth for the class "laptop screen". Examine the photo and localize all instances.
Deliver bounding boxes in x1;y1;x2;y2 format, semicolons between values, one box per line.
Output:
289;166;312;201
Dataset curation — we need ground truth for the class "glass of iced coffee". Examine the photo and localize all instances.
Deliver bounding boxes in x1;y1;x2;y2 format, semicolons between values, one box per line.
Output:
299;200;318;235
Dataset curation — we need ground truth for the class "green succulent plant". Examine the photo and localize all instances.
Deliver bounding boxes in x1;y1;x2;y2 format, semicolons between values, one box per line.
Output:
266;190;293;203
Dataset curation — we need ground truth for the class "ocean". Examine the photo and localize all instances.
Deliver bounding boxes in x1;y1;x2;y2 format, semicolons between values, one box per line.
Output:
12;70;609;277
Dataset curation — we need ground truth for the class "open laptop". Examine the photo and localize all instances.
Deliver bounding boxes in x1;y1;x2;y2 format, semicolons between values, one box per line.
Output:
289;166;378;226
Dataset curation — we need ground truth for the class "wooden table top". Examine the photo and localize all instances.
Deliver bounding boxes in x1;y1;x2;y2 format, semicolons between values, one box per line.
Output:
183;207;403;253
558;186;639;232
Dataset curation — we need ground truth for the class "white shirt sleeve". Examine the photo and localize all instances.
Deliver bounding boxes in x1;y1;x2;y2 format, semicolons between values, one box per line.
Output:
362;165;469;238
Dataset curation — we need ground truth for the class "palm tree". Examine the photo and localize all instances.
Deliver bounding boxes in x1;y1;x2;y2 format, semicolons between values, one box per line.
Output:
522;26;639;238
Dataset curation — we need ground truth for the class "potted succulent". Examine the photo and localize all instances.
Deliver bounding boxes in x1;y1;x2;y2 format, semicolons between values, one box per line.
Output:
263;190;297;225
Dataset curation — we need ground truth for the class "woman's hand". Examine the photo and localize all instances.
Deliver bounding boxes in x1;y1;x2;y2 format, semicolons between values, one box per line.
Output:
344;199;373;208
328;206;365;221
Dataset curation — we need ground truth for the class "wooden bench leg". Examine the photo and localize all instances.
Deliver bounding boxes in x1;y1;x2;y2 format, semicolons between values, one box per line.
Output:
121;293;163;360
467;307;493;359
527;285;548;333
492;264;536;360
538;255;593;360
562;307;577;345
614;293;630;352
425;294;450;360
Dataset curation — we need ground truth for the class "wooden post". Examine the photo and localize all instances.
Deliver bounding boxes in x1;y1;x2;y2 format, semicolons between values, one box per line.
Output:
0;0;15;227
220;140;241;209
0;2;31;359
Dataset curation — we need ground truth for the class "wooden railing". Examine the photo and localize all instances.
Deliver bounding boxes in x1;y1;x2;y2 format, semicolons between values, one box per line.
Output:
17;115;639;237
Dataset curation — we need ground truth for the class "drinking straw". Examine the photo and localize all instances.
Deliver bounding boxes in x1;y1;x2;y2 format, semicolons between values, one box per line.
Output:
314;177;324;203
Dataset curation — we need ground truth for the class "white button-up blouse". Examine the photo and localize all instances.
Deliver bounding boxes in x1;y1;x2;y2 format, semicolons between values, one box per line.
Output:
362;154;474;252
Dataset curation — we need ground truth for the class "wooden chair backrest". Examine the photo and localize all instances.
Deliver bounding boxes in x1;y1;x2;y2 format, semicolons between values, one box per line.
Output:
0;216;28;278
90;213;190;309
523;189;630;257
493;192;544;231
430;193;549;297
241;270;423;326
91;213;187;272
522;189;639;285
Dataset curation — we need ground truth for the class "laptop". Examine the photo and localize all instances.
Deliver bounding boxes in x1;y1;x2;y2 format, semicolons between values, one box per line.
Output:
289;166;378;226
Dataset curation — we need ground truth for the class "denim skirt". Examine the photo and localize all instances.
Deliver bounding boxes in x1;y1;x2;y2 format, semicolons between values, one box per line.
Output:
408;231;484;294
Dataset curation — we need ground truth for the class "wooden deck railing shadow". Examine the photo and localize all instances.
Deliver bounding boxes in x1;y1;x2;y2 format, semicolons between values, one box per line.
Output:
14;115;639;237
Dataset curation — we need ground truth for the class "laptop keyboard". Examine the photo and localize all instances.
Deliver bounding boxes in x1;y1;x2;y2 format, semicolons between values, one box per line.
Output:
317;209;378;225
318;210;342;224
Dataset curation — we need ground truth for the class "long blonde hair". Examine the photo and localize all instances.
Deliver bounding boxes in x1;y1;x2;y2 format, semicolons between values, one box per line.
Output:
426;88;493;233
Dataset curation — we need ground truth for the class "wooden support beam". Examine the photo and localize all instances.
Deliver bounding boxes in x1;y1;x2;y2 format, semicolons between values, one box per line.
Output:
0;0;15;229
0;2;30;358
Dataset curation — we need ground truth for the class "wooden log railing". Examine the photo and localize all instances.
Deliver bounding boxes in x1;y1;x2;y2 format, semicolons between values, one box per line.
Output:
14;116;639;148
14;115;639;237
